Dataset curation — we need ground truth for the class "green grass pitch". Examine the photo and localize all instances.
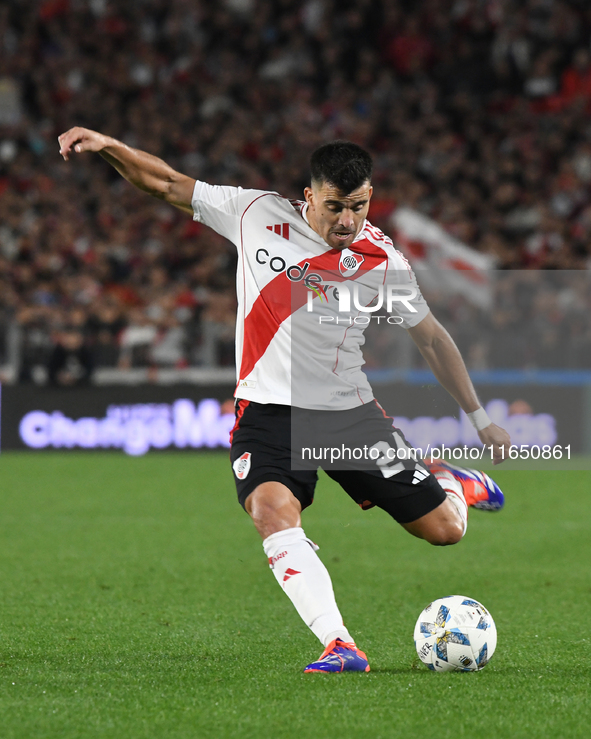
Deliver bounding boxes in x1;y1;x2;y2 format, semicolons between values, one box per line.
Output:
0;452;589;739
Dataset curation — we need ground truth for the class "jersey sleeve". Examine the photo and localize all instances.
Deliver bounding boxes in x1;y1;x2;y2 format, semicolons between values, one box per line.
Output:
191;181;264;244
387;251;430;328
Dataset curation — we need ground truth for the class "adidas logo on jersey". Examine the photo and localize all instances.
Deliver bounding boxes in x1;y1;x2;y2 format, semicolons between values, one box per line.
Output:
266;223;290;240
233;452;252;480
412;465;430;485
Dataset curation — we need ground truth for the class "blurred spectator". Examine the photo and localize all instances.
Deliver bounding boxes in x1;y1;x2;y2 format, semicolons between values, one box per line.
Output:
47;326;93;387
118;308;157;369
87;298;126;368
560;48;591;105
385;15;434;76
199;291;236;367
16;305;56;384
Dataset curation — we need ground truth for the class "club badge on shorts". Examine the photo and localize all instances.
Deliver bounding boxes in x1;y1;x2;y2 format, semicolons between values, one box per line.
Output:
339;249;364;277
233;452;252;480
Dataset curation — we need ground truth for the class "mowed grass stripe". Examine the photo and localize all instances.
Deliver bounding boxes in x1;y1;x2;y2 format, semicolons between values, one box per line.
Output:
0;453;589;739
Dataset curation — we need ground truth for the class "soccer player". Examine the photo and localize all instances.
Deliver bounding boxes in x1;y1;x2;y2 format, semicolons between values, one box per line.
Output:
58;129;511;673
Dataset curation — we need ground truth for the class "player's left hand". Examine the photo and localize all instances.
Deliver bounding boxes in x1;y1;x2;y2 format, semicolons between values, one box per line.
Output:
478;423;511;465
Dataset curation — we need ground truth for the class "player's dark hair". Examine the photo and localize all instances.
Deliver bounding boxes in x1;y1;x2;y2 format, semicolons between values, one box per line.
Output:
310;141;373;194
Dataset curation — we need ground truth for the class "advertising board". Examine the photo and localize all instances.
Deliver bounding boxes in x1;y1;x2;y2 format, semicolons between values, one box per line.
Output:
0;382;587;460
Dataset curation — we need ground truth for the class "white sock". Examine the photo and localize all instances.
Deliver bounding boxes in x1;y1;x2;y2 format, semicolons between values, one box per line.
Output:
433;470;468;536
262;527;354;647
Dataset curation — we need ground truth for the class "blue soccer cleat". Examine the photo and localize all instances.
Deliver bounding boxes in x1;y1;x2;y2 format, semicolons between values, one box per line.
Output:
304;638;370;673
427;461;505;511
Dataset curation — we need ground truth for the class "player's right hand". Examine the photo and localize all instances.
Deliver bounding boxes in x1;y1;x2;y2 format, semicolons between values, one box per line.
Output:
478;423;511;465
58;127;110;161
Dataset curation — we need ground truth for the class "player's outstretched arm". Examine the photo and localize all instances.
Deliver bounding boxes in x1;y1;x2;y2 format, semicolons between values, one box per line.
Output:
407;311;511;464
58;127;195;214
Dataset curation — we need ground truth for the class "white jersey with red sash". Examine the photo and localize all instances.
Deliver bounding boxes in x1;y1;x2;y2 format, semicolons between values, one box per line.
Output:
191;181;429;410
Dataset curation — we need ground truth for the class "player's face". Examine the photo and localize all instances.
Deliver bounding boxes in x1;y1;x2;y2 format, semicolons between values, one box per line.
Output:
304;180;373;251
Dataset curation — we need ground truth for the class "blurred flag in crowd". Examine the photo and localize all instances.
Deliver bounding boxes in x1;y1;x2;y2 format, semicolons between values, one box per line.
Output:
392;207;496;309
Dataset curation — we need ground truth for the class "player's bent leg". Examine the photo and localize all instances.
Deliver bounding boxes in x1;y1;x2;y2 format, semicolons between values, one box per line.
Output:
402;464;476;545
402;497;465;546
245;481;367;671
328;462;466;547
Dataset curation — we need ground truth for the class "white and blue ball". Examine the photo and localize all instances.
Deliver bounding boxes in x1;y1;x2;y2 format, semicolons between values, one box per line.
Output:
413;595;497;672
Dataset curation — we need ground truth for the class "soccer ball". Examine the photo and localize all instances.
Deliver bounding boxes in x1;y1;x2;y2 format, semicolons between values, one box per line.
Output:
413;595;497;672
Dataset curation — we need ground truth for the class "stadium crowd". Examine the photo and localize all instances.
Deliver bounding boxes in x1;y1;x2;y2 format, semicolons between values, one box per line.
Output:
1;0;591;383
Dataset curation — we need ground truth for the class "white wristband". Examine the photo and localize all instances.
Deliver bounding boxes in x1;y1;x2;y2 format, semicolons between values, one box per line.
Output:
467;407;492;431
